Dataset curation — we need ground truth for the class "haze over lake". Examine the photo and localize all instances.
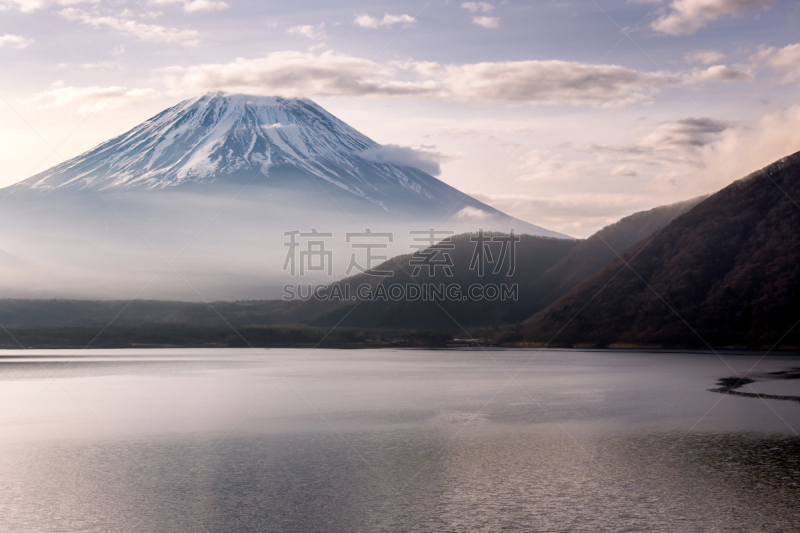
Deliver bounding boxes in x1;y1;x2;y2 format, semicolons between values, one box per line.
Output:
1;348;799;532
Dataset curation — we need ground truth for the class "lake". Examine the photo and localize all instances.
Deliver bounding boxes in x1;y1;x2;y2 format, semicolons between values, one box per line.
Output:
1;348;799;532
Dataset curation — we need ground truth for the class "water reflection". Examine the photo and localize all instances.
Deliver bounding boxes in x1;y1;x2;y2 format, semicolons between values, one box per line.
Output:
2;431;799;532
0;349;799;531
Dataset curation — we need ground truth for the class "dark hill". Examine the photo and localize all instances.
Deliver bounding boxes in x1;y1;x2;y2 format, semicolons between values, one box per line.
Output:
511;196;706;321
302;200;709;331
521;151;800;348
300;233;580;330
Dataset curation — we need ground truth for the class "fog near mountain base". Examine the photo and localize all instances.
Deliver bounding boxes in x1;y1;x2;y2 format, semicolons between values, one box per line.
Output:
0;183;537;301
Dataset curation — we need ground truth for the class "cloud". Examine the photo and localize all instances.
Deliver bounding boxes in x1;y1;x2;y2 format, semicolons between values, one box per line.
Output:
587;117;733;171
462;2;499;28
287;24;326;40
691;105;800;193
472;16;499;28
158;51;751;107
685;49;725;64
461;2;493;12
1;0;219;12
0;34;33;49
359;144;450;176
59;8;200;45
24;82;159;114
354;13;416;28
447;61;675;105
353;14;380;28
150;0;228;12
0;0;93;13
609;165;639;177
455;206;492;220
640;117;731;149
755;43;800;82
686;64;752;82
651;0;777;35
159;51;377;97
435;60;742;105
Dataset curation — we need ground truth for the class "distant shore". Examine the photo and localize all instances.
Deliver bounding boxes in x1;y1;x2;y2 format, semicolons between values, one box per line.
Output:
2;324;800;352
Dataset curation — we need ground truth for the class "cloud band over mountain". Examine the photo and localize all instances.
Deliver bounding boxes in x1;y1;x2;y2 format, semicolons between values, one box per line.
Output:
157;51;749;107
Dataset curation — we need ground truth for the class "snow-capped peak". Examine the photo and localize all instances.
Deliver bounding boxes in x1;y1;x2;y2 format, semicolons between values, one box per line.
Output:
23;92;383;191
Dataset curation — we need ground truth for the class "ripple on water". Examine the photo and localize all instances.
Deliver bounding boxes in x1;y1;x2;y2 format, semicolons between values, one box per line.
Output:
1;430;799;532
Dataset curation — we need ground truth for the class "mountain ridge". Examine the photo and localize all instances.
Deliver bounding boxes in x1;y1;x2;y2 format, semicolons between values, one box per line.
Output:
520;150;800;347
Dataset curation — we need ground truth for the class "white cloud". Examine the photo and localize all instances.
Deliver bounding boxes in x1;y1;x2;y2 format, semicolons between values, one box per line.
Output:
381;14;416;26
59;8;200;45
685;49;725;64
359;144;451;175
686;64;752;82
158;51;376;98
651;0;776;35
755;43;800;82
23;82;159;114
150;0;229;12
472;16;499;28
287;24;326;40
460;1;498;26
0;34;34;49
158;51;751;107
455;206;492;220
690;105;800;193
0;0;93;13
353;14;379;28
353;13;416;28
433;60;740;105
461;2;493;12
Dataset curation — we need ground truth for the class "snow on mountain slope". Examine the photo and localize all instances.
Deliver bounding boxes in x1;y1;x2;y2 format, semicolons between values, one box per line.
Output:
18;92;448;209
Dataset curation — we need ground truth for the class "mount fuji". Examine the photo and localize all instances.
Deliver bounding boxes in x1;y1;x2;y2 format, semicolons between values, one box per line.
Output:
0;92;569;300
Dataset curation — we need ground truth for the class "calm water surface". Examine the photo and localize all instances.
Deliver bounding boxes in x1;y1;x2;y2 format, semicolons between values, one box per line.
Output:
1;348;799;532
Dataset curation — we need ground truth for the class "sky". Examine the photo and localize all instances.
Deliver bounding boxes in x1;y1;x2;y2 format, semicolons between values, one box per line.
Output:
0;0;799;237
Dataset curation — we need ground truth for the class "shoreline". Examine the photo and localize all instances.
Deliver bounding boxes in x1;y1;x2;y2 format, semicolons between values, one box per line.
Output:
709;370;800;403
